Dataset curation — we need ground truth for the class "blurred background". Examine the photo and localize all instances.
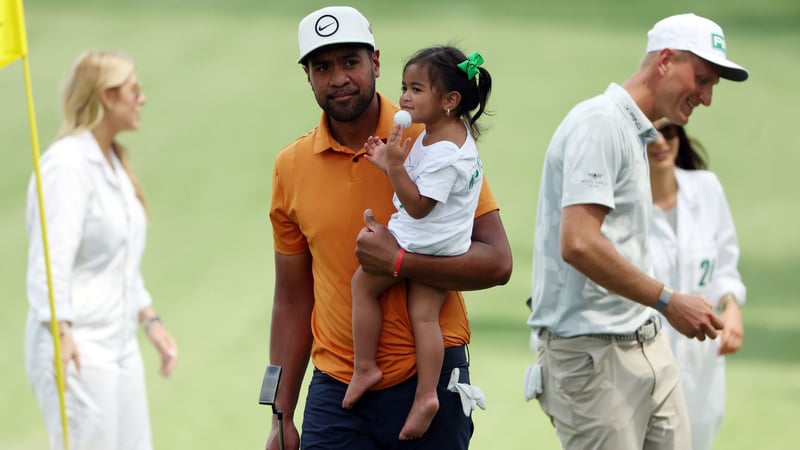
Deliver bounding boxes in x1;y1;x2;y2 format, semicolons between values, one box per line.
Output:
1;0;798;448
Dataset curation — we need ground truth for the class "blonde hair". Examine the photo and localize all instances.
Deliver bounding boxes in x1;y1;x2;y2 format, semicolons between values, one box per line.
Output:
58;51;148;215
641;49;693;68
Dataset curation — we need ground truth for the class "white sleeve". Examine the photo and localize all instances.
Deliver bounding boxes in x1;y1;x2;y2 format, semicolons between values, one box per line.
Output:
26;155;90;323
415;141;460;203
132;266;154;312
708;174;747;305
561;118;620;210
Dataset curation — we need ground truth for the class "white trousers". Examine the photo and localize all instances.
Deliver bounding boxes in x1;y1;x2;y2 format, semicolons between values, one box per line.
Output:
25;318;152;450
667;327;726;450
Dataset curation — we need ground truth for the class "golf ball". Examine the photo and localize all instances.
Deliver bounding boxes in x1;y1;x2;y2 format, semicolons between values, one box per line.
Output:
393;110;412;128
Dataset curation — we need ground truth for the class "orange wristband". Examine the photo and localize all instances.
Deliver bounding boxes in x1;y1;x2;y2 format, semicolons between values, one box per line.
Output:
392;248;406;277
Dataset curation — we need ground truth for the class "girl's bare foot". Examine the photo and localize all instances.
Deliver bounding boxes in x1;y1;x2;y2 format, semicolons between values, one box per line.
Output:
342;367;382;409
399;392;439;440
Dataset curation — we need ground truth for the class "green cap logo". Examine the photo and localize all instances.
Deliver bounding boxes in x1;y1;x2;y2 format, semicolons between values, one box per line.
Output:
711;33;726;54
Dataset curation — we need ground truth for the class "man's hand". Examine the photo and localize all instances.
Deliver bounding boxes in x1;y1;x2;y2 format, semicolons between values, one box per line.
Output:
265;417;299;450
355;209;400;276
662;292;724;340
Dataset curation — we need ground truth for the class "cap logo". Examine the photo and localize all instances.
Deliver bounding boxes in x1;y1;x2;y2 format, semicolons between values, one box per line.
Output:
711;33;726;54
315;14;339;37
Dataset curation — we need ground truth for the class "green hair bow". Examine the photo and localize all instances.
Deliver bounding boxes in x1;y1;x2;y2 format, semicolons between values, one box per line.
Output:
457;51;484;80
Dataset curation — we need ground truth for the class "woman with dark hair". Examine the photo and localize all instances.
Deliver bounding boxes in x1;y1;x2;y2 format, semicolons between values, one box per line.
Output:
647;119;746;450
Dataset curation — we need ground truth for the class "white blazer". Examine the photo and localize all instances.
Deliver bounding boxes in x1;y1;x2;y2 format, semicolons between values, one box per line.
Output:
650;167;746;450
25;131;152;359
650;168;746;308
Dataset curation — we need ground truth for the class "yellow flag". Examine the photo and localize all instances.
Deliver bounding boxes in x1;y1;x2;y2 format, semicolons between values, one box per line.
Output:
0;0;28;69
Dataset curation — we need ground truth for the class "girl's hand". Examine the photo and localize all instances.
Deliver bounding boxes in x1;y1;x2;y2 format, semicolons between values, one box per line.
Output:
363;124;411;172
363;135;388;172
384;123;412;168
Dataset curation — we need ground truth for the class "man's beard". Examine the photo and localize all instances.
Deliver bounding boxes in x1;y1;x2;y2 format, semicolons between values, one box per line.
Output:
319;82;376;122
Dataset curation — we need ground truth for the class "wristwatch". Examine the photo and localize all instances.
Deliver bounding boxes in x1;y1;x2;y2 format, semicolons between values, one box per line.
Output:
654;286;673;312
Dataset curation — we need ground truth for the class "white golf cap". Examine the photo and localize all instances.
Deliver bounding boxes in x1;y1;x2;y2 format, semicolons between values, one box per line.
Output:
646;13;748;82
297;6;375;64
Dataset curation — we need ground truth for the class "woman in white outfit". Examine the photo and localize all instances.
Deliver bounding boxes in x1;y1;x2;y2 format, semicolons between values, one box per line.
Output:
25;51;178;450
647;120;746;450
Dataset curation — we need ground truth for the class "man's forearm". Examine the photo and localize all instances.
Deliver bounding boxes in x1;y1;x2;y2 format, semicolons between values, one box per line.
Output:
270;251;315;421
269;301;313;421
563;230;662;307
561;204;662;307
398;210;512;291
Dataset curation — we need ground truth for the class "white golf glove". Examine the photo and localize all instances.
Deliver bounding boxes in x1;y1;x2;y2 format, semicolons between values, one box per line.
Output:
446;367;486;416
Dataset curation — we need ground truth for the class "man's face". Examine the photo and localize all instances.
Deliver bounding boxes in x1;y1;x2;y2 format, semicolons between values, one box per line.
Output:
658;51;721;125
304;46;379;122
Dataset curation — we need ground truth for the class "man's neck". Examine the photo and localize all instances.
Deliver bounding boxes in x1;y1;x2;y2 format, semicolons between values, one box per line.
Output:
622;66;658;121
328;94;381;152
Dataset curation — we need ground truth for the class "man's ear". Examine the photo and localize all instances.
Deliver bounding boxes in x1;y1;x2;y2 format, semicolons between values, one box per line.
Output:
372;49;381;79
657;48;677;76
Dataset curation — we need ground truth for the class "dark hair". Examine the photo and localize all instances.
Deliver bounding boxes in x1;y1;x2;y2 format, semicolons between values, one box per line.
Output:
301;44;374;67
665;124;709;170
403;46;492;139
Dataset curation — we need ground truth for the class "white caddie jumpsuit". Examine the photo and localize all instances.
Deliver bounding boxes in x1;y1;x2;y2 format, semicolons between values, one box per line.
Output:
650;167;746;450
25;131;154;450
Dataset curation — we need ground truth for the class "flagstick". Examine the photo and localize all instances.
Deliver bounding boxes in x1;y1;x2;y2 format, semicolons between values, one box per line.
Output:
23;51;71;450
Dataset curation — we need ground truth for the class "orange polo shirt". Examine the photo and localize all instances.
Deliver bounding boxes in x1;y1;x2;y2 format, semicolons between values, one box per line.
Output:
270;93;499;389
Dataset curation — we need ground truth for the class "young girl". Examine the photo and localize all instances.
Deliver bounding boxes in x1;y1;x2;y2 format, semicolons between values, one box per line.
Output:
344;46;492;440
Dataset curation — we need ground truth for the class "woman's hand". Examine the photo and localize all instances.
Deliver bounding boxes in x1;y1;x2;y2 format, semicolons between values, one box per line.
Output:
57;322;80;388
145;318;178;377
718;296;744;355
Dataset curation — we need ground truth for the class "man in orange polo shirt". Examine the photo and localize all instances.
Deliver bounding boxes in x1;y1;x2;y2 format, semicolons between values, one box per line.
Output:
265;6;512;450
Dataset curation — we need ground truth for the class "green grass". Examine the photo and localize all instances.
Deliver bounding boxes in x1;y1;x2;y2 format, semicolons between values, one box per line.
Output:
1;1;799;448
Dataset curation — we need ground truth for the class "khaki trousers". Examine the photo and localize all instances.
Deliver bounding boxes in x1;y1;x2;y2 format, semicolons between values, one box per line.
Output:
536;330;691;450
